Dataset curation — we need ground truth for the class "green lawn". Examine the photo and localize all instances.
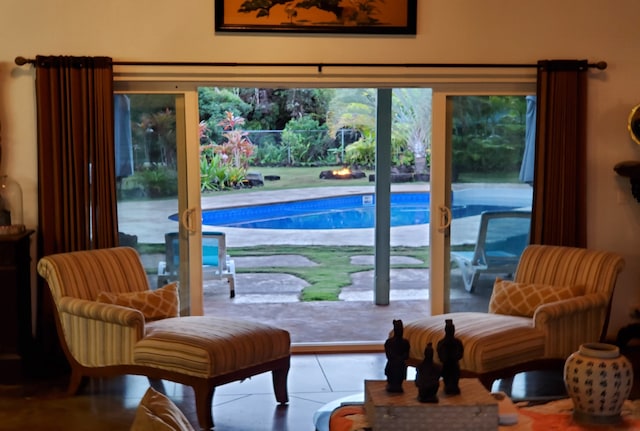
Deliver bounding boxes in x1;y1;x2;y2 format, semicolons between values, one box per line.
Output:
201;166;374;198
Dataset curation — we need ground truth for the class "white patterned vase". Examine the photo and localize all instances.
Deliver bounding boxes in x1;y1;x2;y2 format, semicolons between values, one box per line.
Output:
564;342;633;425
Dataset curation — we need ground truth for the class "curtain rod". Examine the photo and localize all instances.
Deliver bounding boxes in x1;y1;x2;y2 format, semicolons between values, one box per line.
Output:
14;56;608;72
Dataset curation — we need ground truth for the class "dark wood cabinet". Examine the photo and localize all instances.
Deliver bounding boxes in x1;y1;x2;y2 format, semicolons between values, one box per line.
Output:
0;230;34;383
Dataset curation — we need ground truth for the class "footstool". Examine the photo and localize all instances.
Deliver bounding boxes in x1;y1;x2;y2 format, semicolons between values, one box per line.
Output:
403;312;546;388
135;316;291;430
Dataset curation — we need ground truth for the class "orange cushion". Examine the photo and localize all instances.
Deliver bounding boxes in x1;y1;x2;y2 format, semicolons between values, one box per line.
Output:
97;282;179;321
489;278;584;317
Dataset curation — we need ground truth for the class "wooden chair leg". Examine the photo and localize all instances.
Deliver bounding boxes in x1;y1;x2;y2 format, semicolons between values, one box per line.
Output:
272;366;289;404
66;368;85;395
193;381;215;431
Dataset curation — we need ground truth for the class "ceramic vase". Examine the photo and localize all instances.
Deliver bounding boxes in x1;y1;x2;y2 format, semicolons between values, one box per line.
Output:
564;342;633;425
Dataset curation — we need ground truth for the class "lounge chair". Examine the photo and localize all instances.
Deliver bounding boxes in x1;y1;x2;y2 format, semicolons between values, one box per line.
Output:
37;247;289;430
160;231;236;297
404;244;625;389
451;210;531;292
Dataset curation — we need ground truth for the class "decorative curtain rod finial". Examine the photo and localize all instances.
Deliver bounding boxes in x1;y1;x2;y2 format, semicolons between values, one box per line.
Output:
14;56;31;66
594;61;607;70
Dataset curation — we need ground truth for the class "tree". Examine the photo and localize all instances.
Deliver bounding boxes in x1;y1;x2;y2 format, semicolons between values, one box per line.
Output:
451;96;527;177
326;88;377;140
393;89;433;173
326;88;432;172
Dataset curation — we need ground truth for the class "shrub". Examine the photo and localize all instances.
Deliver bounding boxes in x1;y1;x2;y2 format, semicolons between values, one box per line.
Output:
128;165;178;198
344;136;375;168
281;116;332;166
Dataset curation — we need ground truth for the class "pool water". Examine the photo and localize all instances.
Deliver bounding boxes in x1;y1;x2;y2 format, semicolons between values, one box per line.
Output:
186;191;527;230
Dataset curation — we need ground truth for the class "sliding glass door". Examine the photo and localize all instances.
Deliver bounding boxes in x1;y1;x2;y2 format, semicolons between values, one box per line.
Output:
113;65;536;346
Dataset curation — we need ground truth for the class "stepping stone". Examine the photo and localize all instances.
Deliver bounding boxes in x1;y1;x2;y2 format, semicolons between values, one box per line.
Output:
234;255;318;268
350;255;423;265
204;273;307;304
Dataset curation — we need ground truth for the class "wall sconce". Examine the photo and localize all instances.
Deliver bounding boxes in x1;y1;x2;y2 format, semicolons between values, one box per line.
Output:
614;161;640;203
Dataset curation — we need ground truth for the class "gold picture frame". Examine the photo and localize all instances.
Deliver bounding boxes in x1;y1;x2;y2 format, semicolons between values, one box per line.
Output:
215;0;417;34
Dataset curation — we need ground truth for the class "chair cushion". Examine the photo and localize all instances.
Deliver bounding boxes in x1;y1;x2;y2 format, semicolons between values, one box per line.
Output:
403;312;546;374
97;282;179;321
489;278;584;317
134;316;290;378
130;387;194;431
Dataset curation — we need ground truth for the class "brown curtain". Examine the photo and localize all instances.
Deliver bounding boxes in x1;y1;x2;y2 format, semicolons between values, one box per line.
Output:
35;55;119;257
530;60;588;247
34;56;119;371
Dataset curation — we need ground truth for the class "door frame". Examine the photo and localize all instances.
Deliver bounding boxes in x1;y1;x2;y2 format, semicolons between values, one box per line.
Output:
115;68;536;320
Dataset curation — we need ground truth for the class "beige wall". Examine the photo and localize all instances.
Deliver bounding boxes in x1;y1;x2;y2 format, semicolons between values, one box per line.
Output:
1;0;640;337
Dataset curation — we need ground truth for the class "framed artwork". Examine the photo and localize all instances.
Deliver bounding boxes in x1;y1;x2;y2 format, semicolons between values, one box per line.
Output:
215;1;417;35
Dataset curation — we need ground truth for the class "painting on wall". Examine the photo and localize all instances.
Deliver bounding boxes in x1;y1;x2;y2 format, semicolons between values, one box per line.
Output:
215;0;417;34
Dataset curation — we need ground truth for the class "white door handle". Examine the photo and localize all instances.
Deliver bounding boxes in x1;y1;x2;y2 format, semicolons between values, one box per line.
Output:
180;207;198;234
439;206;452;231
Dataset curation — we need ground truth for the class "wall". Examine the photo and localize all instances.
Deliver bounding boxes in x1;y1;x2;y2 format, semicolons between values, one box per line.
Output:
1;0;640;338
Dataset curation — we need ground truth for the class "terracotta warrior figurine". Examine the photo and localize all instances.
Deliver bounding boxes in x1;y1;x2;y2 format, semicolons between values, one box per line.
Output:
437;319;464;395
415;342;442;403
384;319;410;393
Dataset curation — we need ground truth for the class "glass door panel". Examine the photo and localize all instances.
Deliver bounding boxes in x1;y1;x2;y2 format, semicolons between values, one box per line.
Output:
447;95;534;313
115;92;202;315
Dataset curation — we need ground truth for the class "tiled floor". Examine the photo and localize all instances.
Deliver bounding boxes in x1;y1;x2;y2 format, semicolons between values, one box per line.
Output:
0;351;573;431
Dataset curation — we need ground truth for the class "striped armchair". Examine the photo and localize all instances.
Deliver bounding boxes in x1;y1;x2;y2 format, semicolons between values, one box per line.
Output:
37;247;291;430
403;245;625;388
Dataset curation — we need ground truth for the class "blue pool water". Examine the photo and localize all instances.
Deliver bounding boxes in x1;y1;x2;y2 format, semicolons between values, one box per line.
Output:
180;189;531;230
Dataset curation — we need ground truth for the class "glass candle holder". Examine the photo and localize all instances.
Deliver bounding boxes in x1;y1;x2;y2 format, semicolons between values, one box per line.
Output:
0;174;25;235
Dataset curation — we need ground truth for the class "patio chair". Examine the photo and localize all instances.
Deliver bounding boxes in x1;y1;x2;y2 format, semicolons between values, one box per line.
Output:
451;210;531;292
161;231;236;297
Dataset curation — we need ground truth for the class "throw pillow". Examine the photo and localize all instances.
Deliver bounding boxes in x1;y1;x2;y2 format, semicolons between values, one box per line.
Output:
97;282;179;321
130;387;195;431
489;278;584;317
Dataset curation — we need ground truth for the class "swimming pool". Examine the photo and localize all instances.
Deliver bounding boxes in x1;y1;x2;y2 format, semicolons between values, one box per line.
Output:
183;189;531;230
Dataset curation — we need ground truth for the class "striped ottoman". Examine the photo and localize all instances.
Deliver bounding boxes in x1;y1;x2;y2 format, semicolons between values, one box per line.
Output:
403;312;546;388
135;316;291;429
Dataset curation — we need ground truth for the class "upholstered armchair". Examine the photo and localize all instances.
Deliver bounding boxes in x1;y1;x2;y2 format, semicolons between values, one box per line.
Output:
37;247;291;430
403;245;625;388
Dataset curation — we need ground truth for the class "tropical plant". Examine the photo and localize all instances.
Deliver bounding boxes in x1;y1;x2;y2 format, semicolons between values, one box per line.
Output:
215;112;255;169
198;88;251;144
200;147;228;191
199;112;255;190
131;108;177;169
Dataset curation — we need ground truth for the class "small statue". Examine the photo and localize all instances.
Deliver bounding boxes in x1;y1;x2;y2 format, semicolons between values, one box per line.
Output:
437;319;464;395
384;319;410;393
415;342;441;403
